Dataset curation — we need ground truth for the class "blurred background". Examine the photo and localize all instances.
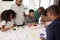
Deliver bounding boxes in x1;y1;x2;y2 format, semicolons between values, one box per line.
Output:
0;0;60;14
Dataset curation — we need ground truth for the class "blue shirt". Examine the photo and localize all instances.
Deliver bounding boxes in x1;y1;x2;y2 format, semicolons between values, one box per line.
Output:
46;17;60;40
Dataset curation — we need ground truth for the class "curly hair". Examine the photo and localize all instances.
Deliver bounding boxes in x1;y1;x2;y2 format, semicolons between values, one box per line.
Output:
1;9;16;21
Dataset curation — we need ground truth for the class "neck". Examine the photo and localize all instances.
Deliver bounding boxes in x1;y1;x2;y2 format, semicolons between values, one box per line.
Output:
16;3;21;6
51;16;59;21
28;15;33;19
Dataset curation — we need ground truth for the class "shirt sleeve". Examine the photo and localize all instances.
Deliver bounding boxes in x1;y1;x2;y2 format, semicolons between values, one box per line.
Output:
11;20;14;26
46;26;55;40
24;17;28;25
10;4;14;9
0;20;6;27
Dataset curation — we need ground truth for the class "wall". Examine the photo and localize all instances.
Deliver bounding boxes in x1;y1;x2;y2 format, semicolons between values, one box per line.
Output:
0;0;15;14
40;0;54;9
0;0;54;14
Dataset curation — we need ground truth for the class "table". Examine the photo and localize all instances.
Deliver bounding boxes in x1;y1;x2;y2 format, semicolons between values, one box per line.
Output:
0;25;46;40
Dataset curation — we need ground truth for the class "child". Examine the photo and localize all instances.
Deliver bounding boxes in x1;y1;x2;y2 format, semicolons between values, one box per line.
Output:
0;9;16;32
24;9;36;26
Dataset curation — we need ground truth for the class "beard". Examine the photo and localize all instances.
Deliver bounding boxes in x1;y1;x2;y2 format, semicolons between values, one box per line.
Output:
16;3;21;6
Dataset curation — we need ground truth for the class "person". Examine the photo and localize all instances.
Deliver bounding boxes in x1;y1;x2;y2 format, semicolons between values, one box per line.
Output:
24;9;36;25
46;5;60;40
0;14;1;21
23;12;27;17
38;9;51;25
34;7;44;22
0;9;16;32
3;0;13;1
11;0;25;26
0;14;1;25
38;9;47;24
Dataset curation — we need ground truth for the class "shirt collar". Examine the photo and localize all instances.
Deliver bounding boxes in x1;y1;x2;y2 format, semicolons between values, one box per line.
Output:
52;17;60;23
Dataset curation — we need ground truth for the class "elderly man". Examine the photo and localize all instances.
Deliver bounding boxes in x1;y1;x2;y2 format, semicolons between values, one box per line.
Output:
11;0;25;26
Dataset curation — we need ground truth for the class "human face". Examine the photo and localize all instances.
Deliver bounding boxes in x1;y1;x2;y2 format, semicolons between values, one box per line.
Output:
9;14;13;21
29;12;34;18
16;0;22;6
38;9;42;13
47;11;52;20
47;11;50;18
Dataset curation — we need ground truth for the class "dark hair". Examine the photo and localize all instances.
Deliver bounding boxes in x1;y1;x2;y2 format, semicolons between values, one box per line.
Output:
29;9;34;13
1;9;16;21
47;5;60;16
38;7;45;12
42;9;47;16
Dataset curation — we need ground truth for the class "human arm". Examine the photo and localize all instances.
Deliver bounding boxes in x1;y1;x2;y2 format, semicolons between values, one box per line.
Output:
46;26;55;40
1;25;14;32
1;20;14;32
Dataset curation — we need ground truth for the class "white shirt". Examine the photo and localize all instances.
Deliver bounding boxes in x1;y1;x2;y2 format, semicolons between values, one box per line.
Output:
0;20;14;28
38;17;41;24
38;15;42;24
11;4;24;25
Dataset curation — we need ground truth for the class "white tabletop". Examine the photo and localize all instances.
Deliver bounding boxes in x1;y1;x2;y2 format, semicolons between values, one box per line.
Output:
0;25;46;40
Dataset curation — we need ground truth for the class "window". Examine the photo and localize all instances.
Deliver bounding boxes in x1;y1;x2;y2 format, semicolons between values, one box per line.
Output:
40;0;54;9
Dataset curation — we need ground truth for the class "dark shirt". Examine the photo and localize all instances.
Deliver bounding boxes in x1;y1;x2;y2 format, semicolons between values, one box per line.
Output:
46;17;60;40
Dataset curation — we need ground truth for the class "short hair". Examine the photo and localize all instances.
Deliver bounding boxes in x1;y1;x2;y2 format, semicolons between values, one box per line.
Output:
1;9;16;21
47;5;60;16
29;9;34;13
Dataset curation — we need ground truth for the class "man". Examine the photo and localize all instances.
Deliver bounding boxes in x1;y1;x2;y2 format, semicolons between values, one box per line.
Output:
24;9;36;25
34;7;44;22
11;0;25;26
46;5;60;40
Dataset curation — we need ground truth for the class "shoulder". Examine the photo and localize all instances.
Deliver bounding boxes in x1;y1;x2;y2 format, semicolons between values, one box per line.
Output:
20;4;24;8
11;4;16;8
34;10;38;13
11;4;16;9
2;20;6;23
11;4;16;6
1;20;6;25
46;22;56;32
10;19;14;23
25;16;29;19
11;19;14;22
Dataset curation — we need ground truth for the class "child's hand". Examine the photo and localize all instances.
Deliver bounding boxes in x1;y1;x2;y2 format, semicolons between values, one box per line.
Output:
1;26;14;32
32;22;37;26
1;29;8;32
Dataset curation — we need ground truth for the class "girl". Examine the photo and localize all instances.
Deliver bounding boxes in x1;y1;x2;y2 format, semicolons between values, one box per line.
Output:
0;9;16;32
